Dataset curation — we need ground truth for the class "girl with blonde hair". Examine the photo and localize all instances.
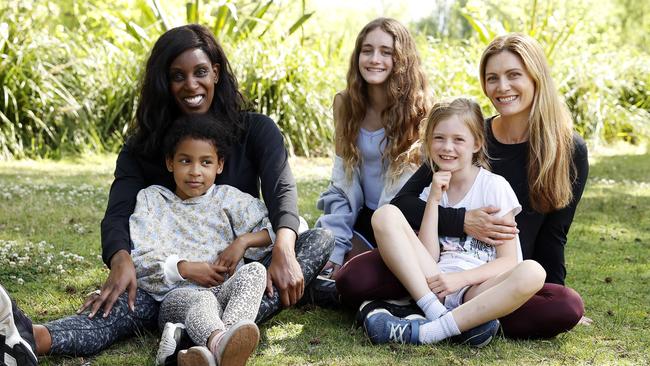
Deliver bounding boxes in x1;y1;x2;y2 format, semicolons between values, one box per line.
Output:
344;33;588;339
364;97;545;347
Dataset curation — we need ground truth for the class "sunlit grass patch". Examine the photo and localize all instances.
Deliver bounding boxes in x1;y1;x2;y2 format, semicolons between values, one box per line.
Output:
0;152;648;365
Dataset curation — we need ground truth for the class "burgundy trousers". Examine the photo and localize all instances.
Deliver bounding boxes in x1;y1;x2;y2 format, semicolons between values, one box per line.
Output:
336;249;584;339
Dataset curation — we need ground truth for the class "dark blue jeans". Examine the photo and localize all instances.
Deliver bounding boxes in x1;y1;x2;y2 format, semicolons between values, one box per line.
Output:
46;228;334;356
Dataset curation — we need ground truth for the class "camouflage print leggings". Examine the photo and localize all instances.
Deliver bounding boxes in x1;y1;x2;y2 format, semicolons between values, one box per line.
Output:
45;228;334;356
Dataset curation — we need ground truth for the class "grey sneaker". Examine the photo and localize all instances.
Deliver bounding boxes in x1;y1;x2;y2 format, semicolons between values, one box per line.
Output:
0;284;37;366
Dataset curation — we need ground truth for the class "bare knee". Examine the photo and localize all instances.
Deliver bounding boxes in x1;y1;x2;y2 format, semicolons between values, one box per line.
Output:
513;260;546;296
371;204;402;234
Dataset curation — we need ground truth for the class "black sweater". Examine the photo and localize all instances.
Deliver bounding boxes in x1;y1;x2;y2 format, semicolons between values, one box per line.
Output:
100;112;299;266
391;117;589;284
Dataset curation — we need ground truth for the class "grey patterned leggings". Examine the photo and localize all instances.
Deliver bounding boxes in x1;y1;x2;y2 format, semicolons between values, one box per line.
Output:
159;262;266;346
45;228;334;356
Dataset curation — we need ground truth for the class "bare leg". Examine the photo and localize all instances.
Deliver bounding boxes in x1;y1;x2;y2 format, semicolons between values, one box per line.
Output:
372;205;441;300
451;260;546;331
33;325;51;355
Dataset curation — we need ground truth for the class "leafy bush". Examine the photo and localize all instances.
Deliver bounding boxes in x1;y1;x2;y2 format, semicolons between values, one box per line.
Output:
0;0;648;160
0;1;151;159
427;0;650;145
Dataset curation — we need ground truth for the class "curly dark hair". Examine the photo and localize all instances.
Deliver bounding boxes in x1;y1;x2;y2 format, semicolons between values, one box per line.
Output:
163;114;233;162
129;24;244;157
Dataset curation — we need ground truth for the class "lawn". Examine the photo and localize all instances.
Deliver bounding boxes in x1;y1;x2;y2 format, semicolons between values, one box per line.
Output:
0;151;648;365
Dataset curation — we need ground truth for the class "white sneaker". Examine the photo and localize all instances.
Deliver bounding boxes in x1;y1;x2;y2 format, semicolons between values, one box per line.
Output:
0;285;37;366
156;322;186;366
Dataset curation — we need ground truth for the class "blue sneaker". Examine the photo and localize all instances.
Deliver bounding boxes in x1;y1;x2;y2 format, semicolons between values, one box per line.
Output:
0;284;38;366
451;319;500;348
363;309;425;345
355;298;423;328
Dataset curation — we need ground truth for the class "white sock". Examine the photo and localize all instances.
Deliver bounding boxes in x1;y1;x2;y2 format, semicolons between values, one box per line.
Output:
418;312;461;344
416;292;447;320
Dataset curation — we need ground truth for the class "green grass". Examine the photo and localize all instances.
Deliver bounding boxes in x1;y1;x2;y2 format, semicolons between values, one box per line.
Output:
1;152;649;365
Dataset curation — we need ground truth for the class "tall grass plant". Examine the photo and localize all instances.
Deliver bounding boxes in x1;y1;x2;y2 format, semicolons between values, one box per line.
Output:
0;0;648;160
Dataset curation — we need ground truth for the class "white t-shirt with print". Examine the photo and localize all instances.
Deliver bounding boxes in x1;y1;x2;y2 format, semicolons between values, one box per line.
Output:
419;167;522;273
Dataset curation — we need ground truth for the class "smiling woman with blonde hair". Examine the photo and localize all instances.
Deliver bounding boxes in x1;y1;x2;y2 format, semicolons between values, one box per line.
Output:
343;33;589;340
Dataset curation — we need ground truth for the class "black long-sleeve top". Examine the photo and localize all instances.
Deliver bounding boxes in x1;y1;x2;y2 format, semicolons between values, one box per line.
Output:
391;117;589;284
100;112;299;267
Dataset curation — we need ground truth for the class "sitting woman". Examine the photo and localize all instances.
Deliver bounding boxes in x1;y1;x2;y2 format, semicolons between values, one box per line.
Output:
338;33;588;339
312;18;430;305
0;24;334;362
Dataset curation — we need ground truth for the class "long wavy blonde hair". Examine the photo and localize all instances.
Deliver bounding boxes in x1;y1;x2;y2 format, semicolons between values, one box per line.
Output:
336;18;430;180
479;33;574;213
423;98;490;172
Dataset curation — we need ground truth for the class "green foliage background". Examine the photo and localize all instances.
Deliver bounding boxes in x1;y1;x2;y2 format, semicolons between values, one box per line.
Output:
0;0;648;160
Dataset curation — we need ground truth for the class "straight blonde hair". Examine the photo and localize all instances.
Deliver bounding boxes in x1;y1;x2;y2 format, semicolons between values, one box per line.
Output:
479;33;574;213
423;98;490;172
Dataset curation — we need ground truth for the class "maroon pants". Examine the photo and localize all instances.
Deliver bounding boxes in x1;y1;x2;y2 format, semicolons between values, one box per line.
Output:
336;249;584;339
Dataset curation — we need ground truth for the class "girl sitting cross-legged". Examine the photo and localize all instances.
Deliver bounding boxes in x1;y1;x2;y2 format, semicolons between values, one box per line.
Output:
363;98;546;347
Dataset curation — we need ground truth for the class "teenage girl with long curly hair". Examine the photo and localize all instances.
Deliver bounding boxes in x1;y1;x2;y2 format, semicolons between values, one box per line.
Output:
311;18;430;306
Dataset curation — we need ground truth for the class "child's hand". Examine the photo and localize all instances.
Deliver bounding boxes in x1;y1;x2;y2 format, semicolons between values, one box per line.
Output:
430;171;452;202
215;236;249;276
427;272;468;301
178;261;228;287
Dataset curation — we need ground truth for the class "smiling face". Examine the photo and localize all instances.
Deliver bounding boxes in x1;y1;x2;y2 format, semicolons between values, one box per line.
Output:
169;48;220;115
358;27;394;85
429;114;480;174
484;50;535;123
166;137;224;200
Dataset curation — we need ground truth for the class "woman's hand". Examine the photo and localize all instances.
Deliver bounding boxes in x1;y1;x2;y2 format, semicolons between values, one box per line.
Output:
266;228;303;307
78;250;137;318
178;261;227;287
427;272;468;301
215;236;250;276
464;206;518;246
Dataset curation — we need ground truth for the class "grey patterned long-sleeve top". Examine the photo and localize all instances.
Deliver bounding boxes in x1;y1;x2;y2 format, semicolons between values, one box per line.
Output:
130;184;275;301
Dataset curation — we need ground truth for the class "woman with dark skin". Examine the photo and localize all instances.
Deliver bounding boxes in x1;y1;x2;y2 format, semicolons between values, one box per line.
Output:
0;24;333;359
337;33;588;339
